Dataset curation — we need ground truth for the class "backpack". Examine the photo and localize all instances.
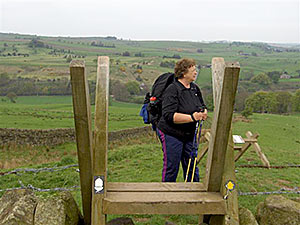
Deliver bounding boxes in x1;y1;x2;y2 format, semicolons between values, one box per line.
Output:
139;72;177;130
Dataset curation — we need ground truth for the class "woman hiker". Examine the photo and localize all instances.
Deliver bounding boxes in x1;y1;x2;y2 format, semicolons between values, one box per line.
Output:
156;58;208;182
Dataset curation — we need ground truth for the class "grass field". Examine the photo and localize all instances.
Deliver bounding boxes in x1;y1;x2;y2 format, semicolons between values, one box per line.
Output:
0;33;299;223
1;33;300;90
0;96;299;224
0;96;145;130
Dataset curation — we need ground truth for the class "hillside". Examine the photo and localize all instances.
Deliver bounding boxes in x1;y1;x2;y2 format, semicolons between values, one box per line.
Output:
0;32;299;90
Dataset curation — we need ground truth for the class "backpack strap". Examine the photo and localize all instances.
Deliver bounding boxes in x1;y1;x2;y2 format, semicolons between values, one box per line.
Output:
172;80;182;97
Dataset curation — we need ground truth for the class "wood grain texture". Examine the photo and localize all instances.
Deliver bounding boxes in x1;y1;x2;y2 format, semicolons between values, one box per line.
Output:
70;60;92;225
107;182;205;192
103;192;226;215
92;56;110;225
205;59;240;192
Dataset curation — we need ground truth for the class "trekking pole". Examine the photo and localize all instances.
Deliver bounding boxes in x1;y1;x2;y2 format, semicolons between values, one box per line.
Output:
191;120;204;183
185;121;199;182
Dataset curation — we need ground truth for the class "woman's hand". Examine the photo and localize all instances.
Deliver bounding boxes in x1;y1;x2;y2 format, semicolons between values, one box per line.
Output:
192;109;208;121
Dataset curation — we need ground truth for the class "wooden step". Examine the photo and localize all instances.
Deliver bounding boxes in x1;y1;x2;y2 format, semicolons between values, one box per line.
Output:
103;182;226;215
107;182;206;192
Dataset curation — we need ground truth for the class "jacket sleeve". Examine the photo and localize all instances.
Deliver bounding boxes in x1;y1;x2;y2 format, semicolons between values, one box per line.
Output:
161;85;178;123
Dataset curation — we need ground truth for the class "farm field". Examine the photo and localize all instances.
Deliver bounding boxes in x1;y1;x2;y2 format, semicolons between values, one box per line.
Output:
1;32;300;90
0;96;145;130
0;96;299;224
0;32;299;224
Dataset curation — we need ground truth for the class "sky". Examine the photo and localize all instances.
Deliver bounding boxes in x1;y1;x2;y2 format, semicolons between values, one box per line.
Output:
0;0;299;43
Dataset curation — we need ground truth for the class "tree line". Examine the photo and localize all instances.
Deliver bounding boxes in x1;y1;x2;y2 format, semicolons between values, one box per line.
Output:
241;90;300;117
1;71;299;116
0;73;147;104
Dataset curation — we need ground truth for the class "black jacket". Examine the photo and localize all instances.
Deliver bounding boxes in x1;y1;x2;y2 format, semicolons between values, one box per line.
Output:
157;80;206;141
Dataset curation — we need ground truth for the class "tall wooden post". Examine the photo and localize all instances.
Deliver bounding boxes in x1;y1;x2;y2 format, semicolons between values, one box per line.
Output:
205;58;240;225
92;56;109;225
70;60;93;225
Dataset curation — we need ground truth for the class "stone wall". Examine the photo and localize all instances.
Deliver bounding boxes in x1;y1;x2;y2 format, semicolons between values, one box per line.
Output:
0;126;153;146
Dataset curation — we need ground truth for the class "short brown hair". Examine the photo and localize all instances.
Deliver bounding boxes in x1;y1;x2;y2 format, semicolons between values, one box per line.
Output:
174;58;196;78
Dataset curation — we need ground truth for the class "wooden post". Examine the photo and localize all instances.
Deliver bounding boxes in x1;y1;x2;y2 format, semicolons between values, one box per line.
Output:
234;133;259;162
197;132;211;164
205;58;240;225
246;131;270;168
92;56;109;225
205;58;240;192
70;60;93;225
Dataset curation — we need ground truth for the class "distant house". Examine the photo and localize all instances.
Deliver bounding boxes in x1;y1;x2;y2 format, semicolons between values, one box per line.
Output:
280;74;291;79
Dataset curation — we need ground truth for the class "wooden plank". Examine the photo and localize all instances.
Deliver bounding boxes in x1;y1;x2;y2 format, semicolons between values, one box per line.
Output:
107;182;205;192
211;58;225;108
234;132;259;161
103;192;226;215
232;135;245;144
243;138;257;142
197;143;209;164
197;132;210;164
92;56;109;225
70;60;93;225
234;146;242;151
212;130;239;225
246;131;270;168
234;142;251;161
205;60;240;192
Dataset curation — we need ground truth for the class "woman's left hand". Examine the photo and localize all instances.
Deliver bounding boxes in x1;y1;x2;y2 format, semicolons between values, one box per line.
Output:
200;109;208;121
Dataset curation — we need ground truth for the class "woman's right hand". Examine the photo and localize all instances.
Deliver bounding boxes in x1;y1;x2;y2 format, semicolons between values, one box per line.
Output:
192;110;207;121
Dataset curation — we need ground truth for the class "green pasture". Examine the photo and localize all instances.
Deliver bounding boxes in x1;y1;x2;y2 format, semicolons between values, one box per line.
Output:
0;95;299;224
1;34;299;89
1;33;300;224
0;96;145;130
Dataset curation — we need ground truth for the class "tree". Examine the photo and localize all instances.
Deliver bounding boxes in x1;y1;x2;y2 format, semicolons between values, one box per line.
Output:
292;89;300;112
125;81;140;95
110;80;130;101
241;71;254;81
244;91;277;113
267;71;281;84
28;39;45;48
122;51;130;56
250;73;272;86
6;92;17;103
241;105;253;118
275;91;292;114
234;87;250;112
0;73;10;87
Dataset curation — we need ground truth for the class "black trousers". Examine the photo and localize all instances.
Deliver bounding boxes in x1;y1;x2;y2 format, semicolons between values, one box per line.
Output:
156;128;199;182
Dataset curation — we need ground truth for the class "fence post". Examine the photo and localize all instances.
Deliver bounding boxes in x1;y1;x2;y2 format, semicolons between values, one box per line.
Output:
70;60;93;225
205;58;240;225
91;56;109;225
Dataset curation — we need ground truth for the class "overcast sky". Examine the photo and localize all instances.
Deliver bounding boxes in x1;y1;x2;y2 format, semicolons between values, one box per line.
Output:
0;0;299;43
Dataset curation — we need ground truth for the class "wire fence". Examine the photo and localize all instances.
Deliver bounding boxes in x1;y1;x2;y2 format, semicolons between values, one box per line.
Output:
0;164;79;176
1;181;299;196
1;164;299;196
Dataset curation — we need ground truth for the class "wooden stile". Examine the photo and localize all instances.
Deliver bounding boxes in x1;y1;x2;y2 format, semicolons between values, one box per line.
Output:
246;131;270;168
103;192;226;215
70;60;93;225
70;56;241;224
107;182;205;192
92;56;110;225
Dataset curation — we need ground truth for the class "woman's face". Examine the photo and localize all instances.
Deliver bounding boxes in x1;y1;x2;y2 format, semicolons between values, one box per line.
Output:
183;65;197;82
